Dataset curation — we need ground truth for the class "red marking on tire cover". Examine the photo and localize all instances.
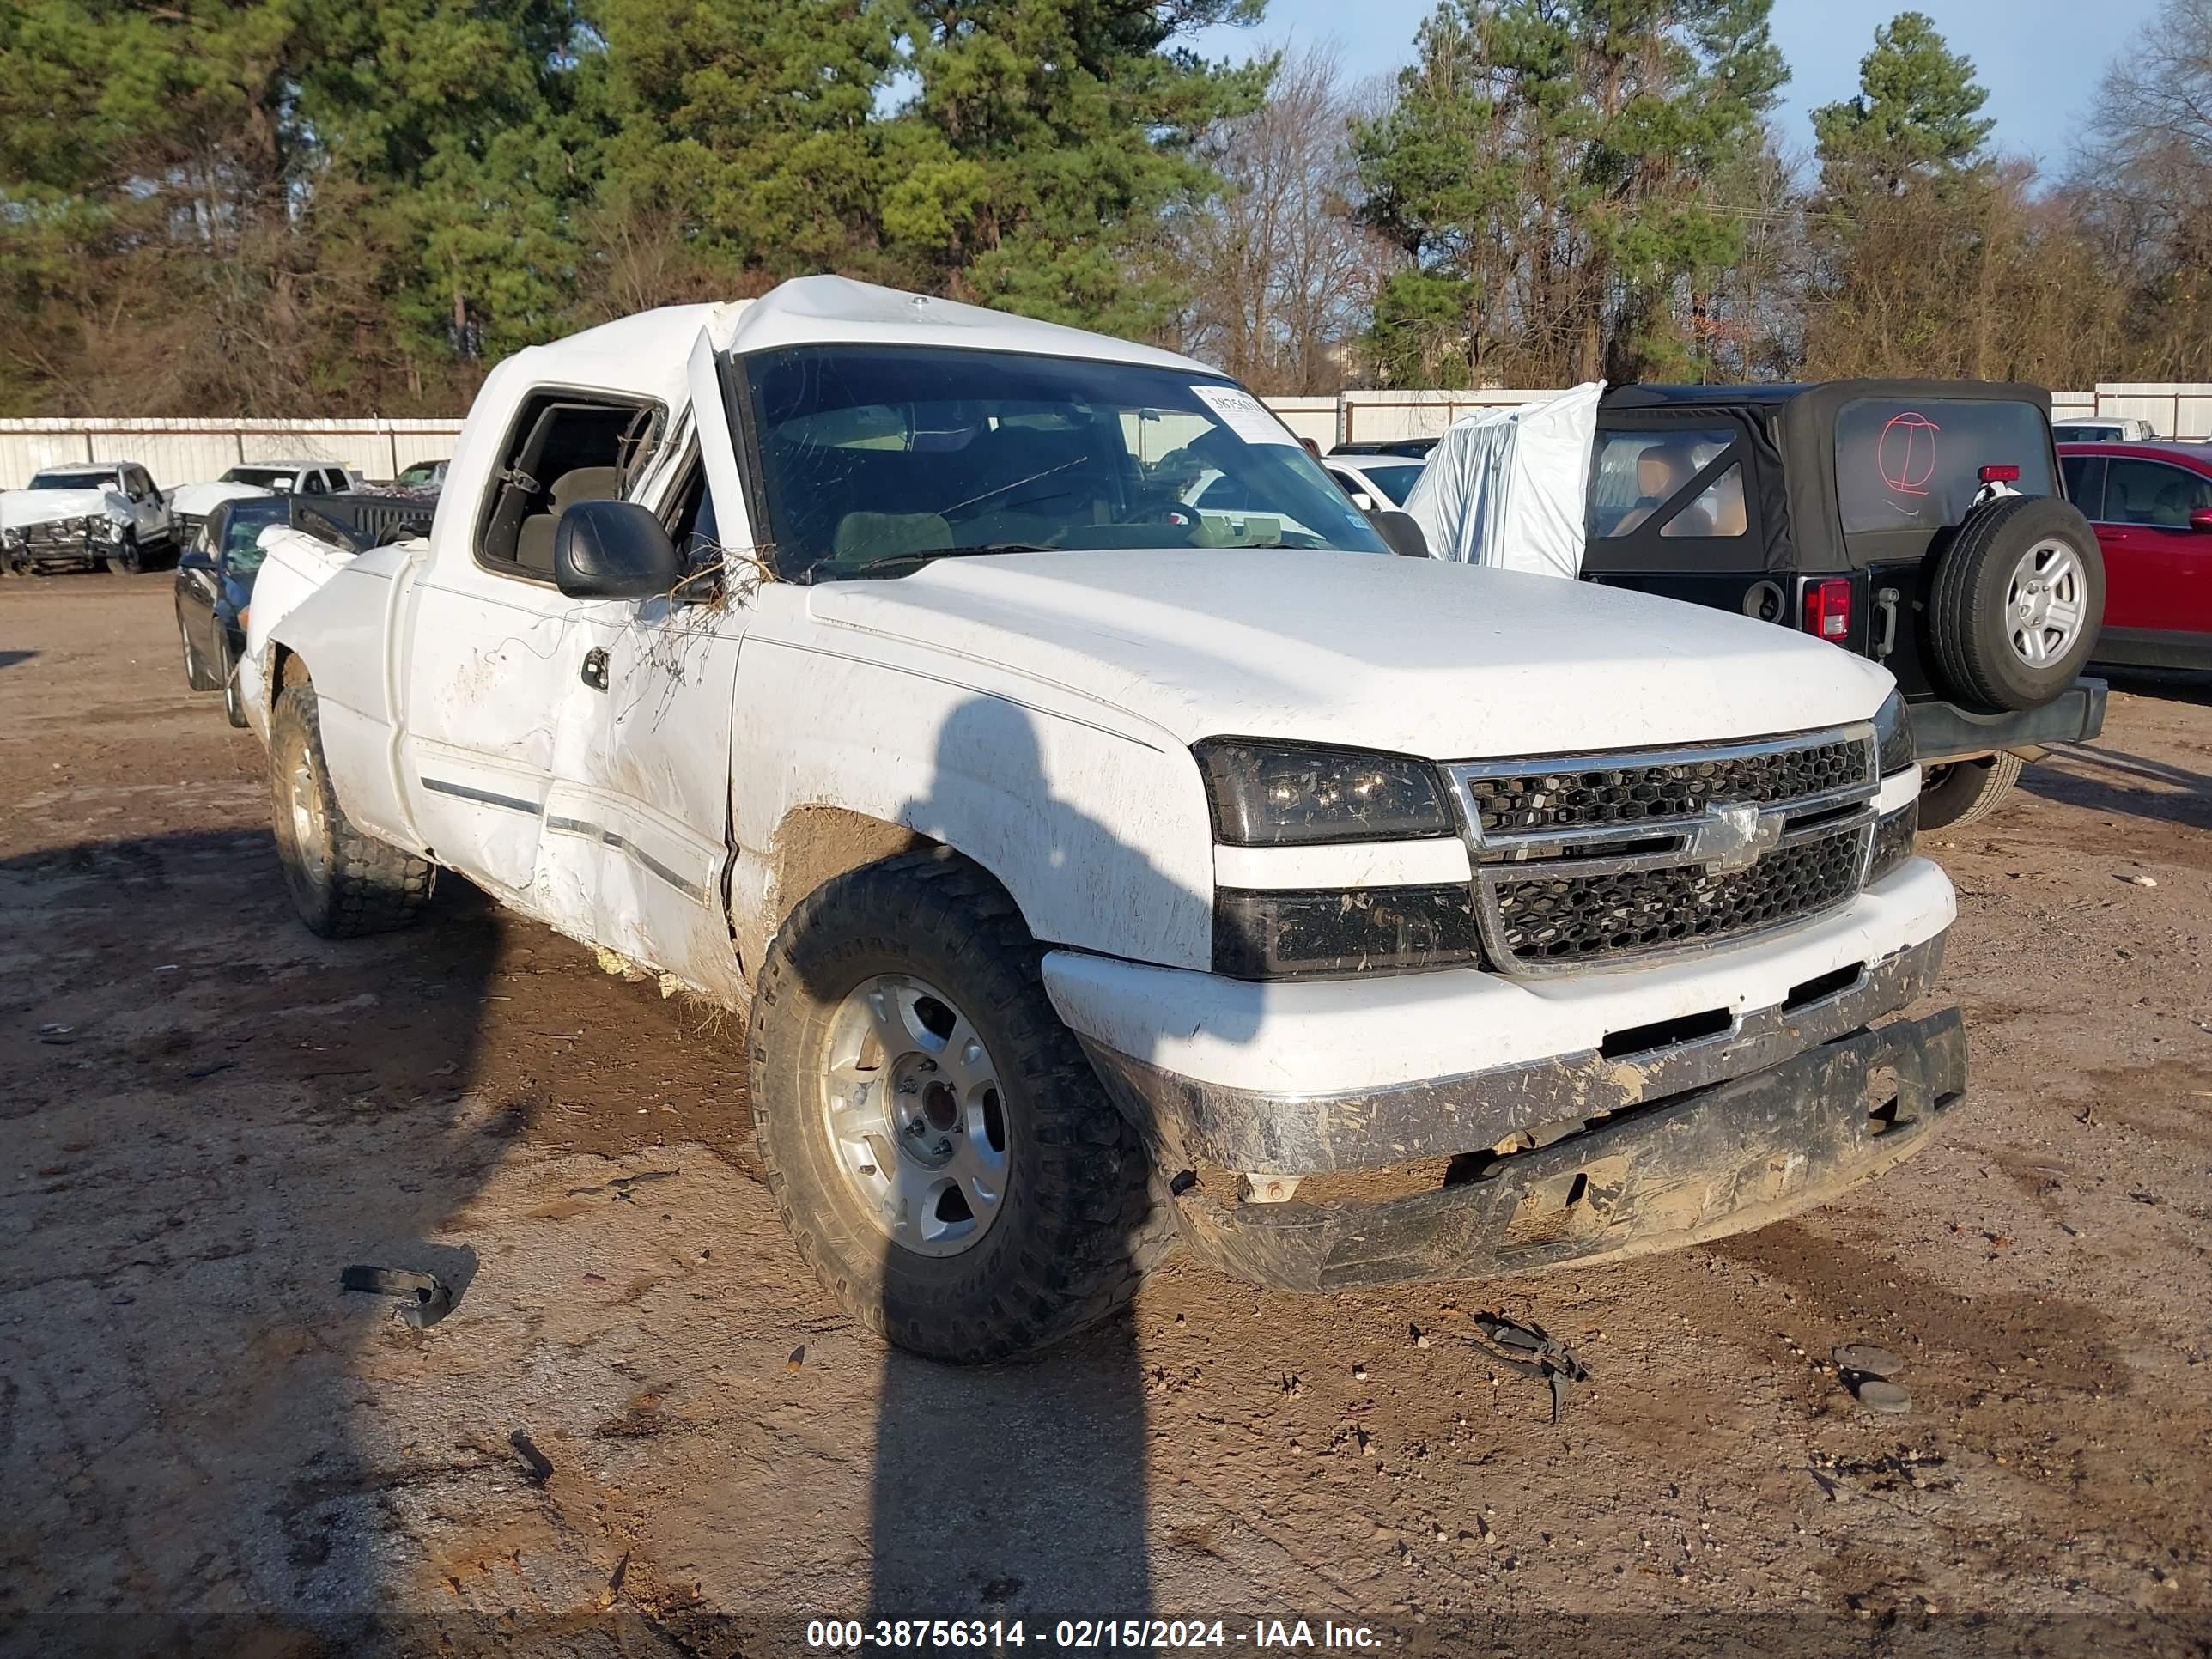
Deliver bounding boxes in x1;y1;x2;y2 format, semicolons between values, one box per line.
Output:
1877;412;1940;496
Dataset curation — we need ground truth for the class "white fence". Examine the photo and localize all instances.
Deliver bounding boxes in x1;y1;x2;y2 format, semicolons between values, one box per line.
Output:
0;418;465;491
1;383;2198;489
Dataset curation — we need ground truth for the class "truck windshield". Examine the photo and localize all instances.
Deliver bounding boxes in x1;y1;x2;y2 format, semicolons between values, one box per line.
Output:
31;471;117;491
737;344;1389;580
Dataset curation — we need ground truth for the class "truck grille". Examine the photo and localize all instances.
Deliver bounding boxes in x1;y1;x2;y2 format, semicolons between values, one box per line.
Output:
1463;736;1869;836
1492;823;1868;964
1447;725;1881;974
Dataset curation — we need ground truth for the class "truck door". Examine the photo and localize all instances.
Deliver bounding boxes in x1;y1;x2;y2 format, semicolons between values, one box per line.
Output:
403;393;654;903
538;330;752;1003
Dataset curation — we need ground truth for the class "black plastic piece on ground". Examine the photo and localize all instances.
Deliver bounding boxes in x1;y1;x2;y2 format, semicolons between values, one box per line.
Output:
339;1264;454;1328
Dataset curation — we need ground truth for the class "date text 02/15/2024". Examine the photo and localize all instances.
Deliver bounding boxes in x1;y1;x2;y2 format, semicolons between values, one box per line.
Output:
805;1620;1382;1650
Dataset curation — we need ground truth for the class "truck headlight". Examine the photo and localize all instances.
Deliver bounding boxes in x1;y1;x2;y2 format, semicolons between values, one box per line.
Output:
1196;738;1454;846
1873;690;1914;776
1214;884;1485;979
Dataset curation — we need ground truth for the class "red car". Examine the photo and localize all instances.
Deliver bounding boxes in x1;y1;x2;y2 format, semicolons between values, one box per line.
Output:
2058;440;2212;671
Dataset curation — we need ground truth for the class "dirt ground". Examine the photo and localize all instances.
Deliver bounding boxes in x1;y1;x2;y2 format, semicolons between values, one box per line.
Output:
2;574;2209;1658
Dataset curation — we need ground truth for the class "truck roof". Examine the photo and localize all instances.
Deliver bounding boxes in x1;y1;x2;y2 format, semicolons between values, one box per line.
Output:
497;276;1211;410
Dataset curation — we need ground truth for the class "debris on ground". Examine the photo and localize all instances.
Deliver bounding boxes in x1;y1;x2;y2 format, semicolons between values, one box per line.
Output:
338;1264;454;1329
1832;1341;1911;1413
1832;1344;1905;1376
509;1428;555;1485
787;1344;805;1373
1468;1311;1589;1423
595;1549;631;1610
1852;1378;1911;1414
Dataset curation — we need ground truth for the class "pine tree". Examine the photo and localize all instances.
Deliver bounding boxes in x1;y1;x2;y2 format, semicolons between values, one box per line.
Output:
1352;0;1785;386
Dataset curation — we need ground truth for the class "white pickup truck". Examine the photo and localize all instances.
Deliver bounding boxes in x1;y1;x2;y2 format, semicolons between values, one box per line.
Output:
240;276;1963;1362
2;460;177;574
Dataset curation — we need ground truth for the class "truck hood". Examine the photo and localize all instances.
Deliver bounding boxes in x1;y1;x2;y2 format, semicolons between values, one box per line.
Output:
169;481;269;517
799;547;1896;757
1;488;125;530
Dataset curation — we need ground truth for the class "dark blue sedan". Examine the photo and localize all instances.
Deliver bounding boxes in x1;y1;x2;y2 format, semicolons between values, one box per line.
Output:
173;497;292;726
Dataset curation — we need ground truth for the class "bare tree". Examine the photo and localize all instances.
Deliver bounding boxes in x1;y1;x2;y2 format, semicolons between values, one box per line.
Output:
2069;0;2212;378
1164;46;1401;392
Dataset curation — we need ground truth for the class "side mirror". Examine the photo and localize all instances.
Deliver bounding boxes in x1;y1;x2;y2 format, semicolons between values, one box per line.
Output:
1370;508;1430;559
177;549;216;573
2190;507;2212;535
554;499;682;599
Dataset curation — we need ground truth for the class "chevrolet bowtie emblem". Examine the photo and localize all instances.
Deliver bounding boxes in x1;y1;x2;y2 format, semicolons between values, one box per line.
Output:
1690;801;1784;874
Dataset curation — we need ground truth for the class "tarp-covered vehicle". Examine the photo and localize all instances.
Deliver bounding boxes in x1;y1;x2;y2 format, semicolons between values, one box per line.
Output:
1581;382;2108;828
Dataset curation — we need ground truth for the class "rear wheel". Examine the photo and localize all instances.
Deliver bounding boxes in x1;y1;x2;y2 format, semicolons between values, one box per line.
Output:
216;629;249;728
269;677;436;937
1917;751;2024;830
750;849;1171;1363
1927;496;2103;713
178;608;219;690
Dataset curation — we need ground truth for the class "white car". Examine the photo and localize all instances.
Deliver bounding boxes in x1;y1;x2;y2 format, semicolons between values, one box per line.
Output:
1;461;175;574
2051;416;2158;442
1325;454;1426;512
168;462;360;544
240;276;1961;1363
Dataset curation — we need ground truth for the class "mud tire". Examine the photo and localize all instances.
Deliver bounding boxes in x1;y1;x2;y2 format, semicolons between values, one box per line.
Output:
749;848;1175;1363
269;677;436;938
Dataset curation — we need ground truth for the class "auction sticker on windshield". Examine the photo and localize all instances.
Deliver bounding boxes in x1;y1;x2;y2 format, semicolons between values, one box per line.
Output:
1191;384;1298;447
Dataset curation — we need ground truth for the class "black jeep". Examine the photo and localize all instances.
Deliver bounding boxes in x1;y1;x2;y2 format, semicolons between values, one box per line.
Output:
1579;380;2106;829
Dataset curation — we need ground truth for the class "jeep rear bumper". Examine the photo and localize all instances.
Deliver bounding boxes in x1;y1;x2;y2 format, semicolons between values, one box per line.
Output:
1908;676;2106;764
1154;1009;1965;1293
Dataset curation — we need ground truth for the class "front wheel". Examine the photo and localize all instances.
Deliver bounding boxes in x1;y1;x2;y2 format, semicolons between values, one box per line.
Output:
749;849;1170;1363
269;677;436;937
106;532;142;575
1917;751;2024;830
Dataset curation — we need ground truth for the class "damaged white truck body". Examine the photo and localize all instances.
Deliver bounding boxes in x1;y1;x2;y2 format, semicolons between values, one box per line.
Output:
240;276;1963;1361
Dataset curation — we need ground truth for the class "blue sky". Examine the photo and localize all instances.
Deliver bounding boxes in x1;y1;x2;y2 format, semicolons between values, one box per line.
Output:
1191;0;2160;171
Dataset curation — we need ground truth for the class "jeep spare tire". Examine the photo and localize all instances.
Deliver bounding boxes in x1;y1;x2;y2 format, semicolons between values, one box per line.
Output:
1926;495;2103;713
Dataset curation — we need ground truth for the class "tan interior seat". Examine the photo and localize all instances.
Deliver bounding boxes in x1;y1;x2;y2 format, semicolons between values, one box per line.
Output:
517;466;625;575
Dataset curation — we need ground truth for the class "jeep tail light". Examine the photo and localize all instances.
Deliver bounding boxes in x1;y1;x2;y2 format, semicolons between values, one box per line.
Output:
1978;464;2021;483
1802;578;1852;641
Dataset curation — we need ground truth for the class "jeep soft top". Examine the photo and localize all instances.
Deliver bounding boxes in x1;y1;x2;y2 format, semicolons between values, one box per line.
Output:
1581;380;2107;827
